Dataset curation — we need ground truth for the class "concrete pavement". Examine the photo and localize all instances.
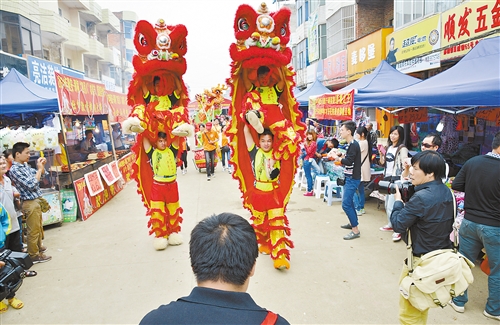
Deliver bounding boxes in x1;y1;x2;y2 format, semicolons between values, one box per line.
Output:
1;151;491;324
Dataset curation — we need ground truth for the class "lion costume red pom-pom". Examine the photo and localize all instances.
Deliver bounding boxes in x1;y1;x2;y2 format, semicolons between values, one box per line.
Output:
227;3;305;270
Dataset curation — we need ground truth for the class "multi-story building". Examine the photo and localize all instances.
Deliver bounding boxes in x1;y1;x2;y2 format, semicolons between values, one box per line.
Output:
0;0;137;93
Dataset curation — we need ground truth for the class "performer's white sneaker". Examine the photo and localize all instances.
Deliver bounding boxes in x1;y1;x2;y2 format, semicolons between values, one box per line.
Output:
168;233;183;246
246;110;264;134
153;237;168;250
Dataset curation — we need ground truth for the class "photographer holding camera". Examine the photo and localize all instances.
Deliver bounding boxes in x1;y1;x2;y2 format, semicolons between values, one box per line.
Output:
389;150;454;324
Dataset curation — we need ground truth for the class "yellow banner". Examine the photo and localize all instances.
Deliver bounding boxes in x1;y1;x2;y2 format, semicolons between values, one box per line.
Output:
386;15;441;73
347;28;392;81
441;0;500;60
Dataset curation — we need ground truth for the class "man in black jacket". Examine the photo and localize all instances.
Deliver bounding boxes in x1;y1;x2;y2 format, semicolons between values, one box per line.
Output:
390;150;454;324
450;132;500;321
140;213;290;325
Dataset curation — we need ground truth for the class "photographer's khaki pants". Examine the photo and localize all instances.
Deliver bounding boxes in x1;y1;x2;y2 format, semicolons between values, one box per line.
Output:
399;257;429;325
22;199;44;258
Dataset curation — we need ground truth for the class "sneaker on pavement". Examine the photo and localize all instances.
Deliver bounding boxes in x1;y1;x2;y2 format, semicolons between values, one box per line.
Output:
211;174;216;178
359;208;365;214
449;300;465;313
343;231;360;240
31;254;52;264
40;245;47;253
207;176;211;181
392;233;402;242
483;310;500;320
303;191;314;197
356;210;363;216
340;223;352;229
380;225;394;232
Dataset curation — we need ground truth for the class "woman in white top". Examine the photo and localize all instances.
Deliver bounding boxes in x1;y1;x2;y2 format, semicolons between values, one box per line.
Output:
378;125;408;242
0;156;21;252
354;126;371;215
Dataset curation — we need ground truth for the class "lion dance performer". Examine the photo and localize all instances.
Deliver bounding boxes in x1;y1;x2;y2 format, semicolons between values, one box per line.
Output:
227;2;305;270
123;19;193;250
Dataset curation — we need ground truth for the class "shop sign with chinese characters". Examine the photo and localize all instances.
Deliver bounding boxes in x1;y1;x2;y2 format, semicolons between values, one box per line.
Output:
322;50;347;86
476;108;500;126
387;15;441;74
309;90;355;120
441;0;500;60
396;108;429;124
118;152;136;183
347;28;392;81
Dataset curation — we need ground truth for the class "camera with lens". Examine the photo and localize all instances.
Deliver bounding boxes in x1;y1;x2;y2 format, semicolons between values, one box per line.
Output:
0;250;33;301
378;179;415;203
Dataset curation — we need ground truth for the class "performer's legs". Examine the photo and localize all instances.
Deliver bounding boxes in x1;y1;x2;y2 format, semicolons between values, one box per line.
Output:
165;201;183;246
268;207;293;270
251;211;270;255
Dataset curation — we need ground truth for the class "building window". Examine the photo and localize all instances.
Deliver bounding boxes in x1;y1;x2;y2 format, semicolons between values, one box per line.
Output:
326;5;355;56
125;49;134;63
0;11;42;57
123;21;135;39
297;39;307;70
395;0;460;29
298;6;303;26
319;24;327;60
67;58;72;68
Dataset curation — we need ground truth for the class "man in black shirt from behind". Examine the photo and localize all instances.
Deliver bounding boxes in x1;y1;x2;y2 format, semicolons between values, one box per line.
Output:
140;213;290;325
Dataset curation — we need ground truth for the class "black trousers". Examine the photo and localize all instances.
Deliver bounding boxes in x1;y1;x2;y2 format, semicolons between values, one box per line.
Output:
204;150;216;176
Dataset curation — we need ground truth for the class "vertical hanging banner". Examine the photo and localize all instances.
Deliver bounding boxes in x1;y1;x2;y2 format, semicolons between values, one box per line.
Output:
310;90;355;120
107;90;129;123
118;152;136;183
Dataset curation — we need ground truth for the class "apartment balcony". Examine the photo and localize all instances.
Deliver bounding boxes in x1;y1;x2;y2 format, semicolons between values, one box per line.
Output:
80;0;102;23
98;9;120;33
60;0;89;10
39;9;70;43
65;26;89;52
86;38;105;60
101;47;115;65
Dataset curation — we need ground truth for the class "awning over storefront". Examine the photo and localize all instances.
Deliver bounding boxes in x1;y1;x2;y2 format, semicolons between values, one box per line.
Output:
354;36;500;110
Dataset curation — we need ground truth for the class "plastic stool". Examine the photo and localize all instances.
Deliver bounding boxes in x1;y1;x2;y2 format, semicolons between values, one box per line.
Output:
324;180;343;206
313;175;330;199
294;167;304;188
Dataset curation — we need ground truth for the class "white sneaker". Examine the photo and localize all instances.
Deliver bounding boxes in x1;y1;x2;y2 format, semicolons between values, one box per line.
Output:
356;210;363;216
449;300;464;313
359;208;365;214
392;233;402;242
483;310;500;320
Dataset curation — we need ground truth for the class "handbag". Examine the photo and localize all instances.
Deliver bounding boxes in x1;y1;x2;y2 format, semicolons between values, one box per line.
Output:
336;177;345;186
399;194;474;311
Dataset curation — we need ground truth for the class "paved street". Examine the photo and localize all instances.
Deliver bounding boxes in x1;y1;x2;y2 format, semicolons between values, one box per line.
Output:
1;151;491;324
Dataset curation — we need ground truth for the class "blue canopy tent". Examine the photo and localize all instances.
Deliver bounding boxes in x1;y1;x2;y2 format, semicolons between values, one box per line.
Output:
354;36;500;111
0;68;59;114
337;60;421;95
295;79;333;106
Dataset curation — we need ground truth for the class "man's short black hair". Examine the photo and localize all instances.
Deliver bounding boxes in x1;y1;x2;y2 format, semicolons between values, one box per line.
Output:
190;213;258;286
492;131;500;149
257;66;270;76
411;150;446;181
341;120;356;136
259;128;274;139
85;129;93;136
158;132;167;139
12;142;30;159
425;132;442;148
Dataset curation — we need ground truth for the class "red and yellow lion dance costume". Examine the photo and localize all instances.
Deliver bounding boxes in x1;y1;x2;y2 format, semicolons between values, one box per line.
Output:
123;19;192;250
227;3;305;270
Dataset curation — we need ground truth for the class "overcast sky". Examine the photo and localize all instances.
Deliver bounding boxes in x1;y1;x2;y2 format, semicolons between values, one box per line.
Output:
98;0;290;99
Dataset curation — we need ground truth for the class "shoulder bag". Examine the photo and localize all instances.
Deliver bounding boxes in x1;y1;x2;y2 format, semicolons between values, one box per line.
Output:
399;193;474;311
